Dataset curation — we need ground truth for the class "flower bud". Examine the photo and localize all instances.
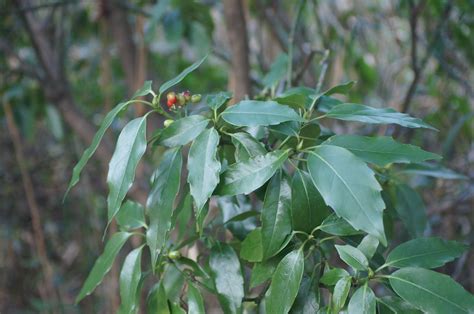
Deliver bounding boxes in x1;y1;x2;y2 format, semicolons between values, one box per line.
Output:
168;250;181;259
191;94;202;103
177;93;186;106
164;119;174;128
183;90;191;101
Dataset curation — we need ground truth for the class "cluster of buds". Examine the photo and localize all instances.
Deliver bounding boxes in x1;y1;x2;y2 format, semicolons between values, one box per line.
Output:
166;91;202;110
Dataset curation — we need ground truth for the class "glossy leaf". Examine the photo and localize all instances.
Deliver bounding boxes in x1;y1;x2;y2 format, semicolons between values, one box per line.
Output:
107;116;148;222
221;100;304;127
76;232;132;302
318;213;362;236
261;172;292;259
187;128;221;214
132;80;153;98
169;302;186;314
230;132;267;162
332;276;351;312
320;268;350;286
240;228;263;262
377;296;422;314
308;145;386;244
250;259;278;288
348;284;376;314
389;267;474;314
266;249;304;314
357;235;379;260
147;148;182;266
147;283;170;314
291;169;328;233
217;150;289;196
393;184;427;237
65;101;130;199
325;103;437;130
209;243;244;314
291;267;321;313
187;283;205;314
324;135;441;167
385;237;467;269
116;200;146;230
335;245;369;271
119;246;143;314
323;81;356;95
159;56;207;93
206;91;232;110
274;86;316;110
157;115;209;147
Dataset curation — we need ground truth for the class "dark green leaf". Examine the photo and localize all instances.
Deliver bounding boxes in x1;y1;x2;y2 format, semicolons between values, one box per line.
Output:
132;80;153;98
169;302;186;314
274;87;316;110
291;169;328;233
332;276;351;312
261;172;292;259
116;200;146;230
147;148;182;266
147;283;170;314
324;135;441;167
325;103;437;130
323;81;356;95
318;213;363;236
159;56;207;93
206;91;232;110
187;128;221;214
218;196;257;240
240;228;263;262
162;264;185;302
187;283;205;314
317;95;343;112
291;267;321;313
399;163;468;180
389;267;474;314
76;232;132;302
221;100;304;127
224;210;259;224
216;150;289;196
250;259;278;288
377;296;422;314
157;115;209;147
209;243;244;314
65;101;130;199
357;235;379;260
393;184;427;238
107;116;148;222
298;123;321;149
348;284;376;314
335;245;369;271
385;237;467;269
308;145;386;244
266;249;305;314
320;268;350;286
230;132;267;162
119;246;143;314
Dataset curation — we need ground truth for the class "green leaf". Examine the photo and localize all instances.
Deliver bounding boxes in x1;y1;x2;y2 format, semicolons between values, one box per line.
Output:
332;276;351;312
147;148;182;266
318;213;363;236
291;169;328;233
291;266;321;313
206;91;232;110
119;246;143;314
399;162;468;180
76;232;132;302
132;80;153;98
209;243;244;314
325;104;437;130
389;267;474;314
107;116;148;222
250;258;278;288
263;53;288;87
216;150;289;196
307;145;386;244
261;172;292;259
385;237;467;269
348;284;376;314
187;128;221;214
274;87;316;110
221;100;304;127
357;235;379;260
116;200;146;230
65;101;130;199
157;115;209;147
335;245;369;271
187;283;205;314
393;184;427;237
147;283;170;314
266;249;304;314
230;132;267;162
324;135;441;167
169;303;186;314
377;296;422;314
323;81;356;95
240;227;263;262
159;56;207;93
320;268;350;286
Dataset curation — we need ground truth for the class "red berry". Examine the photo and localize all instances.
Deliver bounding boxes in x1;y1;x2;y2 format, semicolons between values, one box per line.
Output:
167;92;177;102
167;99;175;108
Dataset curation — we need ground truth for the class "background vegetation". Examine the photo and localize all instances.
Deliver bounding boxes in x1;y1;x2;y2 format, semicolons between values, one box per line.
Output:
1;0;472;312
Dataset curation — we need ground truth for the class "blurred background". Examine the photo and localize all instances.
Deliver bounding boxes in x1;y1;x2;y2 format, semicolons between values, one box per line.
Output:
0;0;473;312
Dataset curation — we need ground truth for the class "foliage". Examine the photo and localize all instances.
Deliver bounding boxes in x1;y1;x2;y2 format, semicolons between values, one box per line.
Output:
69;59;474;313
